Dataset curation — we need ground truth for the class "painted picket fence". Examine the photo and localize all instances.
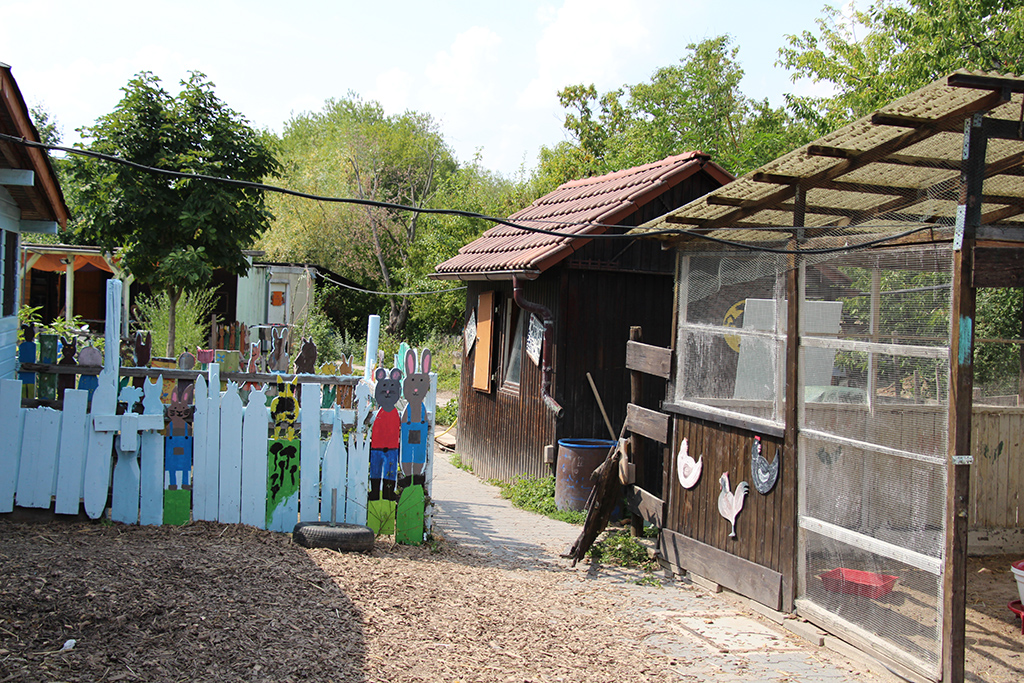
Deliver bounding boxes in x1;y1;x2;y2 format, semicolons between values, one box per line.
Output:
0;279;437;540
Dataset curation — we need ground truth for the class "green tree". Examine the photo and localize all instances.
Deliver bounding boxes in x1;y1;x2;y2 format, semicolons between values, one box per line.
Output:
69;72;278;356
537;36;816;185
778;0;1024;124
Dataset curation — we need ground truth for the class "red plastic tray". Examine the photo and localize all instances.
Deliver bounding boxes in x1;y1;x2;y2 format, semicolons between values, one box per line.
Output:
820;568;898;599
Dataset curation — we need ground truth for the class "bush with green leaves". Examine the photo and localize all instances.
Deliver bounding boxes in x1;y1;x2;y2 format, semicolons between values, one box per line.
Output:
586;528;658;570
134;288;218;358
18;305;103;351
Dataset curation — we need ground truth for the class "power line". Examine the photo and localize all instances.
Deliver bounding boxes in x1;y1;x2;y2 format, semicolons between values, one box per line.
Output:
2;133;950;256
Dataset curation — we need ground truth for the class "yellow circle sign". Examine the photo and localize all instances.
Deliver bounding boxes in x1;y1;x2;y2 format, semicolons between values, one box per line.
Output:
723;300;745;352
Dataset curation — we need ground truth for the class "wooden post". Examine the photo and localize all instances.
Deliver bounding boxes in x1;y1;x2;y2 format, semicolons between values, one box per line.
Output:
943;113;987;683
629;326;645;537
782;184;805;613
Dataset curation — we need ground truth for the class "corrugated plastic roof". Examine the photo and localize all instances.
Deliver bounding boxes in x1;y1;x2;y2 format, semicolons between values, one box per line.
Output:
631;71;1024;249
433;152;730;279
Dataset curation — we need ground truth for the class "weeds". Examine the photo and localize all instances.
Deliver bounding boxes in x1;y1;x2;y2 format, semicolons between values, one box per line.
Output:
435;398;458;426
448;453;473;473
494;475;586;525
586;528;658;570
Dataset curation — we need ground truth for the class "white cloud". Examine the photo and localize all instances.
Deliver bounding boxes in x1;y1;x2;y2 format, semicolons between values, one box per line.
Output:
368;68;415;114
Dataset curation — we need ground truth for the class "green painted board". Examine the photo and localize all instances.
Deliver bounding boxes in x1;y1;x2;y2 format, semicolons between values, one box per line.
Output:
163;489;191;525
395;484;424;545
367;498;396;536
267;438;300;530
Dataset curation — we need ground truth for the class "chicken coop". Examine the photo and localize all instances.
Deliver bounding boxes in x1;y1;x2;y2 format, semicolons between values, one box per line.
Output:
632;72;1024;683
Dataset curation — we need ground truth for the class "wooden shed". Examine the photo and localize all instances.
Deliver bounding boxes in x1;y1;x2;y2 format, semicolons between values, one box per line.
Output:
432;153;731;484
631;71;1024;683
0;63;69;376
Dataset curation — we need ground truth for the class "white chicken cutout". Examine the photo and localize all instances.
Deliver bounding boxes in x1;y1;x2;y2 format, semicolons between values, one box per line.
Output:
718;472;749;538
750;435;780;494
676;438;702;489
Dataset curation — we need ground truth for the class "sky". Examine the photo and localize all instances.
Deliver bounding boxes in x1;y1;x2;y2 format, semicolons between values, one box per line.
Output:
3;0;838;178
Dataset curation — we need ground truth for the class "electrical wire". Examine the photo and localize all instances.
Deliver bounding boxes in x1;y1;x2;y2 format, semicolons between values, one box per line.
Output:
312;269;467;297
1;132;951;256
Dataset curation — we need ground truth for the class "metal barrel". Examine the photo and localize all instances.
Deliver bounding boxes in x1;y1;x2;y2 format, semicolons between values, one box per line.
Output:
554;439;616;511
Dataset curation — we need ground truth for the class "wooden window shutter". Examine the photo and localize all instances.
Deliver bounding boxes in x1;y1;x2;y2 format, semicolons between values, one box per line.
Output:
472;290;495;392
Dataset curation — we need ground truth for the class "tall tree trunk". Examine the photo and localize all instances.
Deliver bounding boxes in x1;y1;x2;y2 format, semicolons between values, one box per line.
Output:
167;286;182;357
388;296;410;335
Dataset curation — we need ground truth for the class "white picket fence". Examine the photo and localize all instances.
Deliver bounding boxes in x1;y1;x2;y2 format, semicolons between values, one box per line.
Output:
0;280;437;534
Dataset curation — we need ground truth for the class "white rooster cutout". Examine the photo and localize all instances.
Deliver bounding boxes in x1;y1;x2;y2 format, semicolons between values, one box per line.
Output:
718;472;749;539
676;438;703;489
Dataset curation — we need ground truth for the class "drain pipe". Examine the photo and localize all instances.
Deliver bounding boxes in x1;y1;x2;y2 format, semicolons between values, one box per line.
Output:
513;276;564;418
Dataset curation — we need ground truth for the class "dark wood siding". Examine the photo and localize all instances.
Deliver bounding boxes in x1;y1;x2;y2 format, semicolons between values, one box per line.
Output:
457;279;560;482
665;415;795;607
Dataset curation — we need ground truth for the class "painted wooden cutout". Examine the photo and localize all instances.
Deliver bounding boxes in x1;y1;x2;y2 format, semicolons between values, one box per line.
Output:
57;336;77;400
750;435;780;494
76;346;102;405
150;357;176;404
242;342;260;391
397;348;431;544
36;334;58;400
319;361;338;408
163;383;194;525
336;355;354;409
676;437;703;489
267;375;300;531
132;331;152;390
239;384;269;528
269;327;289;373
368;365;402;535
294;337;317;374
138;376;165;526
718;472;748;539
18;326;36;399
196;348;215;368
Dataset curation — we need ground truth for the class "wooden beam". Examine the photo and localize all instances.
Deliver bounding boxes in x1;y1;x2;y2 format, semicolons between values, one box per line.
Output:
624;403;670;444
662;401;785;439
625;340;672;379
19;220;57;234
947;71;1024;93
973;247;1024;287
660;528;784;610
625;485;664;527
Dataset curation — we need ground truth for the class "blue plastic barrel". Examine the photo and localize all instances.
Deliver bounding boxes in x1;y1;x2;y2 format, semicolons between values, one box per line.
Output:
554;439;617;511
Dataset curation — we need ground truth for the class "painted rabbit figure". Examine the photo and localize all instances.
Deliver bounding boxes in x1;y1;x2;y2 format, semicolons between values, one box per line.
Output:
400;348;431;485
165;384;195;489
369;366;402;503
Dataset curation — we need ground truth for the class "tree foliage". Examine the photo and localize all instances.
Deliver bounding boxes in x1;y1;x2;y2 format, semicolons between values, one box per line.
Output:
535;36;818;187
778;0;1024;124
69;72;277;355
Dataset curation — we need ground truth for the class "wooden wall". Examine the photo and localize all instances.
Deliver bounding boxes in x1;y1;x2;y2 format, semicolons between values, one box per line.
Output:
664;414;792;609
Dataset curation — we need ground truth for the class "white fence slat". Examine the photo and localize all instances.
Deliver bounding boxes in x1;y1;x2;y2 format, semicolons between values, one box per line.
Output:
110;429;141;524
139;377;165;526
424;373;437;535
321;407;346;523
16;408;61;508
191;374;210;521
344;382;371;525
0;379;24;512
197;365;221;521
299;382;321;522
83;280;121;520
54;389;89;515
240;387;269;528
218;383;243;524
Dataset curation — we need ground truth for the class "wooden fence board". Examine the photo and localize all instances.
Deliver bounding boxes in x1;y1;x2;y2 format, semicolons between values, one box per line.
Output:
191;374;210;521
321;408;347;523
625;485;665;527
0;379;24;512
299;382;321;522
111;421;141;525
240;387;269;528
197;365;221;521
625;403;671;444
54;389;88;515
345;383;372;526
16;408;61;508
625;341;672;379
218;383;244;524
139;378;165;526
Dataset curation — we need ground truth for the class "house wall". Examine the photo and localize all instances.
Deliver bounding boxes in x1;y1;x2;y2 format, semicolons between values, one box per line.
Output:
0;189;21;379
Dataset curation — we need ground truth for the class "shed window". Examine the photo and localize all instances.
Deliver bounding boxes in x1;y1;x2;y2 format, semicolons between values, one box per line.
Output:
503;307;524;387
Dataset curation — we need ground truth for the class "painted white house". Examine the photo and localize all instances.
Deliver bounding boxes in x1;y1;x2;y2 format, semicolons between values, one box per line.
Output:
0;63;70;377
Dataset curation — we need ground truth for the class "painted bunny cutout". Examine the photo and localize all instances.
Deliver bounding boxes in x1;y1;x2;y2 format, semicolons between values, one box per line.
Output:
400;348;431;481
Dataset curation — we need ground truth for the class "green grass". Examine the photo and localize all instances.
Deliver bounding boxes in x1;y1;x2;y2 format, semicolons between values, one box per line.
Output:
494;475;586;525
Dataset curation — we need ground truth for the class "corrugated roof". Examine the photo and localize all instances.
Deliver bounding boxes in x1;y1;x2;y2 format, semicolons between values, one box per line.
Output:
433;152;731;279
631;71;1024;249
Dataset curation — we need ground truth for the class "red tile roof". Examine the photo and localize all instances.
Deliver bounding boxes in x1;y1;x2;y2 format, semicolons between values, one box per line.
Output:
433;152;730;279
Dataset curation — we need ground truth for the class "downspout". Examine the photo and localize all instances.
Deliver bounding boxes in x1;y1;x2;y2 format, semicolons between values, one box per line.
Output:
512;275;564;418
